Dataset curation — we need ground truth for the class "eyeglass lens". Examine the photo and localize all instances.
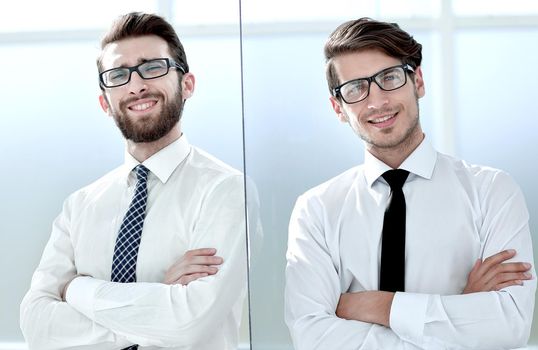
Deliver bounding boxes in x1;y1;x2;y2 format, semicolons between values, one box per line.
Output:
101;59;170;87
339;66;408;103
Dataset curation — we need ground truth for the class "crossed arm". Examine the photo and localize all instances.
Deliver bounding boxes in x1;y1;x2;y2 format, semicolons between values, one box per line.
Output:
336;249;532;327
61;247;223;301
285;175;536;350
21;176;246;350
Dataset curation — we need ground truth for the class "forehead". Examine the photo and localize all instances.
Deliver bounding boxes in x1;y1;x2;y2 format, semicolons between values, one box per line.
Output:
100;35;171;70
333;49;401;81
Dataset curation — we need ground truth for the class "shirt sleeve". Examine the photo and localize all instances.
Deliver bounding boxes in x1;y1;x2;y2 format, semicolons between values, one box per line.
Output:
19;195;132;350
390;171;536;349
65;174;247;348
285;194;421;350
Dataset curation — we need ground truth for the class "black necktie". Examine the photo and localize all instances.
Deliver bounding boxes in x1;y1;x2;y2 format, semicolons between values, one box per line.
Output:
379;169;409;292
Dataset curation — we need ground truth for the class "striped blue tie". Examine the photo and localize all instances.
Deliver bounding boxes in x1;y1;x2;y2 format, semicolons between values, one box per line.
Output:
111;164;149;350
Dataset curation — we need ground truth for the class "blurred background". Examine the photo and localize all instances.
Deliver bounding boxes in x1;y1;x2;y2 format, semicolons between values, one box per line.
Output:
1;0;537;349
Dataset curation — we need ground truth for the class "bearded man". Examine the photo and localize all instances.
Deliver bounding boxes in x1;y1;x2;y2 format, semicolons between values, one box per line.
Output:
20;12;247;350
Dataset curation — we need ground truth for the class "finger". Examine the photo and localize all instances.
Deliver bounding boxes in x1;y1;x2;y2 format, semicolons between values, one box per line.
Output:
490;262;532;276
476;250;517;278
185;255;224;266
182;264;219;275
165;265;219;283
491;271;533;285
184;248;218;257
481;262;532;285
494;280;524;291
481;249;516;270
178;273;209;285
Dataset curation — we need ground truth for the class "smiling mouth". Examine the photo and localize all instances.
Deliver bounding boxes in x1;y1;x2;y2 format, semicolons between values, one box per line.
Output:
128;100;157;112
369;113;396;124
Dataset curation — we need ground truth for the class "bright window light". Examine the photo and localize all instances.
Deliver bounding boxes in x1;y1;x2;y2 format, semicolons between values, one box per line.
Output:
453;0;538;16
0;0;156;32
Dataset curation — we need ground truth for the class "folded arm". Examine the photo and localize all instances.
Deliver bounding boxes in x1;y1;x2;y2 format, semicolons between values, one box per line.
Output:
64;175;247;347
285;173;535;350
21;175;247;349
285;195;417;350
20;197;131;350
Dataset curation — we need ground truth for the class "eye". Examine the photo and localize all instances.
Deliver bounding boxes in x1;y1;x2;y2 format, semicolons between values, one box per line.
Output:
145;63;164;71
383;73;397;81
108;69;128;82
378;68;404;87
141;60;168;76
343;80;366;96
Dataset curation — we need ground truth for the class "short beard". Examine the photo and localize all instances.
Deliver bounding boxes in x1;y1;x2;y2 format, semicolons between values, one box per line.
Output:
108;89;184;143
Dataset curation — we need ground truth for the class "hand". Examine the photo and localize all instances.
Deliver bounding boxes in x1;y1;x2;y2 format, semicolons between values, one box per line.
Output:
163;248;223;285
463;249;532;294
336;291;394;327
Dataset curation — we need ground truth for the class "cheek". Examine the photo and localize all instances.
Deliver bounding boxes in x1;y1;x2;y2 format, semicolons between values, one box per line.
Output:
343;107;364;124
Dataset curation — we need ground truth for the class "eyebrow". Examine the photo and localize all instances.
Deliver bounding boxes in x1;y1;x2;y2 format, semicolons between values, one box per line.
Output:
114;57;163;69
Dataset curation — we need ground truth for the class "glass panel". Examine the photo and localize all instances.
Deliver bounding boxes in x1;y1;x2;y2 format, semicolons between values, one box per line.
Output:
378;0;441;18
240;0;440;23
453;0;538;16
173;1;239;25
454;28;538;344
242;14;437;349
241;0;377;23
0;0;156;32
1;2;248;347
0;41;111;341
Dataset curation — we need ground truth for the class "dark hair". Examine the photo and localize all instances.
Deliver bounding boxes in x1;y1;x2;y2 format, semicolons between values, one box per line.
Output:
324;17;422;95
97;12;189;86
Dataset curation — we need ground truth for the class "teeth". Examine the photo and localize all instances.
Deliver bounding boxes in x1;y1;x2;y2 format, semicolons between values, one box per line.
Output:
131;102;154;111
372;114;394;123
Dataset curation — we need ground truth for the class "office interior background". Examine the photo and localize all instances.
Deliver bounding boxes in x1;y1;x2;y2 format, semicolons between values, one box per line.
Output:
1;0;537;349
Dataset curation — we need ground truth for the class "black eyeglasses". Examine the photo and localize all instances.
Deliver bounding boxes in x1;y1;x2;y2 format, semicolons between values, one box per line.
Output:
99;58;186;88
332;64;415;104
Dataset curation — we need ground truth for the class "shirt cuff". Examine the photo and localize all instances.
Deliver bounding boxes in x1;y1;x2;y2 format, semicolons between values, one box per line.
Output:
65;276;106;321
389;291;428;346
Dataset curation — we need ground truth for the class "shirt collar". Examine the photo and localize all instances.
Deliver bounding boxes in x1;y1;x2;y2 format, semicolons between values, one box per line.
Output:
363;137;437;188
122;135;191;184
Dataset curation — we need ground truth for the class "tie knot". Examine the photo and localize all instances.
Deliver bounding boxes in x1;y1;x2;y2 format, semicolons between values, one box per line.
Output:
382;169;409;190
134;164;150;182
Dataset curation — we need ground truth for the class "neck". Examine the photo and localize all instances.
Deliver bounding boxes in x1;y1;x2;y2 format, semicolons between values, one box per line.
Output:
126;126;182;163
367;128;424;169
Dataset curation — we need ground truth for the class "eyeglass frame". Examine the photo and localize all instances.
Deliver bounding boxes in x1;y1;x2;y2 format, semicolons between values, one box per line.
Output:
332;64;415;104
99;58;187;88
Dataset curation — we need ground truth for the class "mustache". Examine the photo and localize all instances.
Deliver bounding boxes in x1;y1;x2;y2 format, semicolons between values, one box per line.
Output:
120;92;164;109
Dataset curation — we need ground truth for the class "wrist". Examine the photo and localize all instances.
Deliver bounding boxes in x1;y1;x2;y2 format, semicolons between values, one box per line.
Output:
336;291;394;327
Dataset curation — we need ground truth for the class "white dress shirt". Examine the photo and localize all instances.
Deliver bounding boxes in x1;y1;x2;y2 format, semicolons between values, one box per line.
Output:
20;135;247;350
285;139;536;350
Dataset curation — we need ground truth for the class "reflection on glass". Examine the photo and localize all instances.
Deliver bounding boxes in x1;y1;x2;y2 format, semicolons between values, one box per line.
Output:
2;3;248;348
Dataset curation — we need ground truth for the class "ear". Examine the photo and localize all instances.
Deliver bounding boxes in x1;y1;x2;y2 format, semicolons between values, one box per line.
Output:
413;66;425;98
330;96;349;123
99;94;112;115
181;72;195;99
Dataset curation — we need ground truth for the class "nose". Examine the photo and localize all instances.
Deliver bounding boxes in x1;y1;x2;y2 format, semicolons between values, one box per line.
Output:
127;70;147;95
366;82;389;109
